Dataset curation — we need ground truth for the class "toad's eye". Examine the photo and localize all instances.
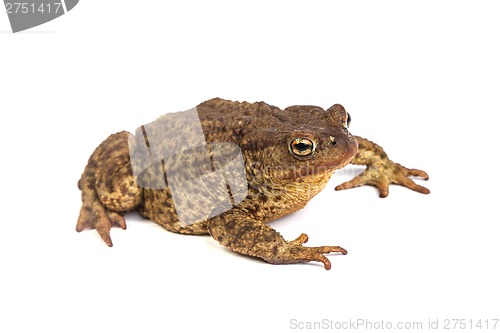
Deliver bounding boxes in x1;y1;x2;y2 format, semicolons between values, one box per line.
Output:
290;138;316;156
343;112;351;129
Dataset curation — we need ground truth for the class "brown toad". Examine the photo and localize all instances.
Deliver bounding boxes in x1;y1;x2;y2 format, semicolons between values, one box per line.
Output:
77;98;429;270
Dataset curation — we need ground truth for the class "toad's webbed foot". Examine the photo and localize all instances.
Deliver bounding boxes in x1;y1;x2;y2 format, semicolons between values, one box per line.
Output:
76;194;127;247
335;136;430;198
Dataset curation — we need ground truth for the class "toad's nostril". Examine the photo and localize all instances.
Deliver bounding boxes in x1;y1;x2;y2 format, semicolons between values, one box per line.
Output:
329;136;337;145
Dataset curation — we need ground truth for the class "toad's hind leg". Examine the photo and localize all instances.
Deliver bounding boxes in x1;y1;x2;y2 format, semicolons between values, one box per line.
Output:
77;131;142;246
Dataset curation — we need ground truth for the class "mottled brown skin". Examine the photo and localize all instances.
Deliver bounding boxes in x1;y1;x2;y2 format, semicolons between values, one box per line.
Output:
77;98;429;270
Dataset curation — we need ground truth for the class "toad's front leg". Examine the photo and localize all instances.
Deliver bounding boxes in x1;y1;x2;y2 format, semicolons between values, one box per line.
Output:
335;136;430;198
207;210;346;270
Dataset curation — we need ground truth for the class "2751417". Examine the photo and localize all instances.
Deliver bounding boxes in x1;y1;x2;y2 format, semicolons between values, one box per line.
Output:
5;2;62;14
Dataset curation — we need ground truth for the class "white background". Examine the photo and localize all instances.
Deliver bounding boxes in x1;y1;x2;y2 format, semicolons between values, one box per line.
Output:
1;1;499;332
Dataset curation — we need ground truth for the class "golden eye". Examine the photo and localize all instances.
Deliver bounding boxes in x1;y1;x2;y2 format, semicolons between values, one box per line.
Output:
290;138;315;156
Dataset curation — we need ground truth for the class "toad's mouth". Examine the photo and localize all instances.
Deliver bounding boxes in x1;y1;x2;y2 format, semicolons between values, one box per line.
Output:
269;154;354;180
287;158;355;179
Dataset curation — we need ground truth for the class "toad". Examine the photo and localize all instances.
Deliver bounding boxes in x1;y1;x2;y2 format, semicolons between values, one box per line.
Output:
77;98;429;269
